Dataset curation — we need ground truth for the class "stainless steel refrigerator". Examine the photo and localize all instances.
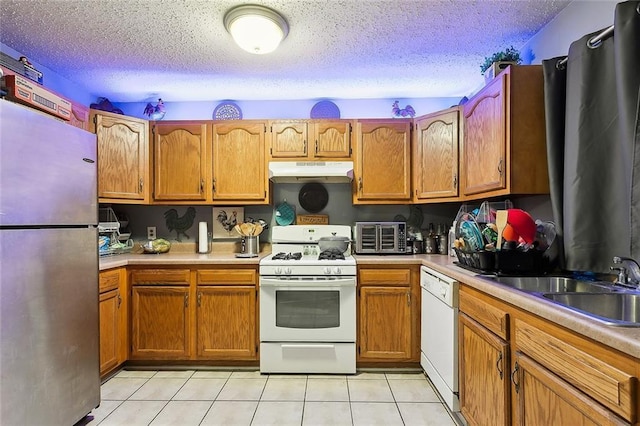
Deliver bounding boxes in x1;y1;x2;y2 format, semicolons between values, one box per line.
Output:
0;100;100;425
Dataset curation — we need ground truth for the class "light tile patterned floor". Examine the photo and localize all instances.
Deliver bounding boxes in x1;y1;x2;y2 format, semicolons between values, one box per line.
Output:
79;370;459;426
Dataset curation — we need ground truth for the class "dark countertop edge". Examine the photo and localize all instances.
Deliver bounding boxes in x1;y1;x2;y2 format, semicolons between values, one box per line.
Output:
100;252;640;359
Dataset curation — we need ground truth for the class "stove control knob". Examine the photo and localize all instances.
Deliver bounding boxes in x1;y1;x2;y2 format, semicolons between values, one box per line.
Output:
333;267;342;275
274;267;282;275
323;267;332;275
284;267;292;275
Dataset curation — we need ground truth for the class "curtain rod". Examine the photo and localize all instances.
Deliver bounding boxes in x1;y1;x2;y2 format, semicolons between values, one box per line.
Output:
556;24;615;69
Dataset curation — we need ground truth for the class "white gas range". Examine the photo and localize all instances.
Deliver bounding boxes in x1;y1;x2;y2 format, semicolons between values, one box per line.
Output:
259;225;356;374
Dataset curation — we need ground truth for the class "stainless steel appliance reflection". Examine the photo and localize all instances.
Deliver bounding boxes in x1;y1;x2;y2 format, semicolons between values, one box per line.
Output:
0;100;100;425
259;225;356;374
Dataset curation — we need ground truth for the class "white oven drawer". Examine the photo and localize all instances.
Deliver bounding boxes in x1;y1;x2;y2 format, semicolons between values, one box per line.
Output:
260;342;356;374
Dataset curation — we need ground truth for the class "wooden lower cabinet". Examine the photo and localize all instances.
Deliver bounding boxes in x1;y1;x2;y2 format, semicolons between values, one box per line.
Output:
127;266;258;362
196;286;257;359
357;266;419;363
459;284;639;426
99;268;127;377
130;286;191;359
514;353;628;426
459;313;510;426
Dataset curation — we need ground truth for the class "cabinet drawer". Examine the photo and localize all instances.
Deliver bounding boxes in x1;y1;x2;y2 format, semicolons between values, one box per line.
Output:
131;269;190;285
197;269;256;285
515;320;636;422
459;290;508;340
359;268;411;286
99;269;120;293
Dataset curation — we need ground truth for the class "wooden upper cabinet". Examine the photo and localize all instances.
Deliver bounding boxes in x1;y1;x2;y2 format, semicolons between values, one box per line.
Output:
212;121;268;204
312;120;352;159
69;102;90;131
462;65;549;199
268;120;352;160
413;107;460;202
353;119;412;204
91;110;150;203
152;121;209;202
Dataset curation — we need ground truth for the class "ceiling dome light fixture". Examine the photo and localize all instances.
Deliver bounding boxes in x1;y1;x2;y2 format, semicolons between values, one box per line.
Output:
224;5;289;55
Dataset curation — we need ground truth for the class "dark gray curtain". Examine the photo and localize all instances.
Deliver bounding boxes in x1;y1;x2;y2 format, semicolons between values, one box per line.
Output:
543;1;640;274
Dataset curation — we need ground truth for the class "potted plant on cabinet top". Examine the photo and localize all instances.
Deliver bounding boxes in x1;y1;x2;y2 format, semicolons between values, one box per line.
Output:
480;46;522;83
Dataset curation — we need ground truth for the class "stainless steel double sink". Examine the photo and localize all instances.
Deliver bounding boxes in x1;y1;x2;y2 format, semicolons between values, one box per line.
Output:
479;275;640;327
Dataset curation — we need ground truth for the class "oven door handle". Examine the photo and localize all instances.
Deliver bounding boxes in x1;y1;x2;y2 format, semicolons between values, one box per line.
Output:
259;278;356;287
281;344;336;349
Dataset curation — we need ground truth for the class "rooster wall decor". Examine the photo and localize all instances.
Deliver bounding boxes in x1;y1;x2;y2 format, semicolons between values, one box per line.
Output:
144;98;166;120
392;101;416;118
217;210;239;233
164;207;196;241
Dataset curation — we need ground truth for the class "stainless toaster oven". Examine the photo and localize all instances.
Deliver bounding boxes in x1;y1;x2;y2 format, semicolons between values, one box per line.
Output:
354;222;407;254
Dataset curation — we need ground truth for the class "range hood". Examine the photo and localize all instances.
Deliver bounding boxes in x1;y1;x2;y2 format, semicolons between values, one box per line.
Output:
269;161;354;183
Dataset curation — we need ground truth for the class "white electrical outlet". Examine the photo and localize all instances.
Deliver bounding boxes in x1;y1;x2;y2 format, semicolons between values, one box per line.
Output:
147;226;156;240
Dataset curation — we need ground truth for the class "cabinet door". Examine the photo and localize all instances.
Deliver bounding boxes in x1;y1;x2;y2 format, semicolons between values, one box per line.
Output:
312;120;352;158
99;288;120;375
459;313;510;426
270;121;308;158
463;74;506;195
153;122;208;201
212;121;267;203
354;120;412;202
196;286;257;359
358;286;412;360
414;109;459;200
514;353;627;426
131;286;191;359
94;112;149;202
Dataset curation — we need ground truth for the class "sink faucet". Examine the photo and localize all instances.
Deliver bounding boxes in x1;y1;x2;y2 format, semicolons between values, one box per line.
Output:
611;256;640;288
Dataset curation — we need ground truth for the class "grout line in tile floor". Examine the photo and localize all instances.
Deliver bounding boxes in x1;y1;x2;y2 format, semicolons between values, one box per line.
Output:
79;369;462;426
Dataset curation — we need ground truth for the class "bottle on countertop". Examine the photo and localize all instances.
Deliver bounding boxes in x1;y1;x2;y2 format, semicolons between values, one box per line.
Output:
425;223;437;254
438;223;448;255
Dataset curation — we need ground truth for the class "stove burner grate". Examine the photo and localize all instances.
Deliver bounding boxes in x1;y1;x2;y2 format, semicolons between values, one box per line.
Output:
318;248;346;260
272;252;303;260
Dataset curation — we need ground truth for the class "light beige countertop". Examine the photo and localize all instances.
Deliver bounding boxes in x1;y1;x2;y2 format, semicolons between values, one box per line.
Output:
100;250;640;359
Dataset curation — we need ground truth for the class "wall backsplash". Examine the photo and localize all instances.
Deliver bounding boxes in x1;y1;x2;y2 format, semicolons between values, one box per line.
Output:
105;183;552;245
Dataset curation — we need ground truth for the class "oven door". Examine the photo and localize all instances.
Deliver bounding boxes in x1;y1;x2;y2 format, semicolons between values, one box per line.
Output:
260;277;356;342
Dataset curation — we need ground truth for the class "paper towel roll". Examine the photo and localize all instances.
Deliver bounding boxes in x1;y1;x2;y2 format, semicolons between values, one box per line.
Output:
198;222;208;253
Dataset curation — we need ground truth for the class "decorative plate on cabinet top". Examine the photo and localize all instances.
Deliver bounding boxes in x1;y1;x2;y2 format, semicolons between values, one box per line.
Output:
310;100;340;119
213;102;242;120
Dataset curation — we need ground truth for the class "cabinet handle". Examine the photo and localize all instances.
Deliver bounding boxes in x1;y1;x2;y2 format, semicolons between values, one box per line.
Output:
497;158;503;176
212;178;216;193
406;291;411;306
184;294;189;308
358;176;363;192
197;292;201;307
453;173;457;189
303;140;307;155
315;140;318;154
496;352;503;379
117;293;122;308
511;361;520;393
200;179;204;193
139;178;143;192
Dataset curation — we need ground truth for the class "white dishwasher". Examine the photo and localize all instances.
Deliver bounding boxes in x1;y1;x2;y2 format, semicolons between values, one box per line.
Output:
420;265;459;412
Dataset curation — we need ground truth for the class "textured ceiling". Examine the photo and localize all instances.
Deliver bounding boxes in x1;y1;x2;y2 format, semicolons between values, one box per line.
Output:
0;0;571;102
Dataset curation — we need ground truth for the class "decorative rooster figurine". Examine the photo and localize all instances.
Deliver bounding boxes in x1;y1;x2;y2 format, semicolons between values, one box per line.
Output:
144;98;166;120
392;101;416;118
